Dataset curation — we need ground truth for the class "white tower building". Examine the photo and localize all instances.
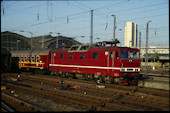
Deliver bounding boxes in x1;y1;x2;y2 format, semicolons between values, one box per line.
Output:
124;22;137;48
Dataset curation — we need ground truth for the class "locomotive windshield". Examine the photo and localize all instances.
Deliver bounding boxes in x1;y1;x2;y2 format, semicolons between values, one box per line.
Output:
121;51;139;59
130;51;139;58
121;51;129;58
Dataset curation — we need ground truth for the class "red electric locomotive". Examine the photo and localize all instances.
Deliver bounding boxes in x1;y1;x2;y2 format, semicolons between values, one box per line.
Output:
49;41;141;85
10;41;141;85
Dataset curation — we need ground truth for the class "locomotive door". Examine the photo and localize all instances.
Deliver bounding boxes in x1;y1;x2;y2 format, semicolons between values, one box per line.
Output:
109;51;114;72
114;50;120;68
113;50;120;77
51;53;54;68
108;50;120;71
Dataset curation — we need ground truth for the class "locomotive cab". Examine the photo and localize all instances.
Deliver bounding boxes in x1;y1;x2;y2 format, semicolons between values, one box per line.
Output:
119;48;141;85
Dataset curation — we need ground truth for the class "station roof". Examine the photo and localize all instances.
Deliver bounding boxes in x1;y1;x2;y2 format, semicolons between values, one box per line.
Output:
1;31;81;51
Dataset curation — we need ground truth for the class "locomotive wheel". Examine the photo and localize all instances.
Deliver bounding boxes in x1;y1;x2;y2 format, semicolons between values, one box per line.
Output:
88;75;95;81
50;71;54;76
113;77;120;84
104;76;114;84
61;72;67;78
99;76;105;83
82;74;88;80
69;73;76;79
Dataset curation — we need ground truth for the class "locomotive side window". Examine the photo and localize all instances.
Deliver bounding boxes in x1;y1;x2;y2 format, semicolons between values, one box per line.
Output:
93;53;98;59
80;54;85;59
69;54;74;59
60;54;63;59
116;52;119;59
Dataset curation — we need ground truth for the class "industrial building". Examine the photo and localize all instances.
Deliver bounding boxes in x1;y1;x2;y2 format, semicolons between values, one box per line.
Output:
1;31;81;51
124;22;137;48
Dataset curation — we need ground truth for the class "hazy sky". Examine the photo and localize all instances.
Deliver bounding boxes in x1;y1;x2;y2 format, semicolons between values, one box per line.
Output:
1;0;169;47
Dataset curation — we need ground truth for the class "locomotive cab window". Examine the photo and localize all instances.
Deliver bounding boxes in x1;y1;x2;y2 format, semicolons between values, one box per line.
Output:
116;52;119;59
93;53;98;59
130;51;139;59
121;51;128;58
60;54;63;59
110;52;113;58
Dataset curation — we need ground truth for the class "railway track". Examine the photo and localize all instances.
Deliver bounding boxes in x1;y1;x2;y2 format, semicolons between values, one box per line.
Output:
19;72;169;97
1;72;169;111
1;93;46;112
5;82;134;111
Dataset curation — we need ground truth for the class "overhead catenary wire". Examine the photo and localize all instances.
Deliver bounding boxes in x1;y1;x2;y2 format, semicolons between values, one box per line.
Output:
2;1;167;30
1;0;168;47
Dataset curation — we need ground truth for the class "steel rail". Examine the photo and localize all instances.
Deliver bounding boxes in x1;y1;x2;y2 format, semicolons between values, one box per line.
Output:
1;101;15;112
20;75;169;110
5;82;142;111
1;93;47;112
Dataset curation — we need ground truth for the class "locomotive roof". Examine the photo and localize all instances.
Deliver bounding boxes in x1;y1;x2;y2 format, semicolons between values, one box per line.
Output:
10;49;53;56
50;45;139;54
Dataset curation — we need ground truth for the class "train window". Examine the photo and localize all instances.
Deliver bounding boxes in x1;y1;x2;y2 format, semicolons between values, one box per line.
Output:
69;54;74;59
130;51;139;59
32;57;35;62
25;57;27;62
21;57;23;62
36;56;39;62
110;52;113;58
28;57;31;62
80;54;85;59
116;52;119;59
121;51;128;58
60;54;63;59
93;53;98;59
